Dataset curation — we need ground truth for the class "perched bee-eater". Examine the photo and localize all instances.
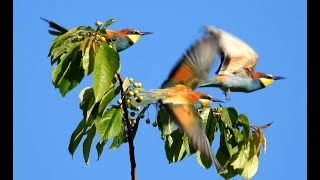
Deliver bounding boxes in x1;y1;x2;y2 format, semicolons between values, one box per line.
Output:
131;33;224;172
198;26;284;101
194;96;224;110
41;17;152;52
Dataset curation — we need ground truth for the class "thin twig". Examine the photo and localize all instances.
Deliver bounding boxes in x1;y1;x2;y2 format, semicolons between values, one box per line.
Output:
116;73;136;180
132;104;150;139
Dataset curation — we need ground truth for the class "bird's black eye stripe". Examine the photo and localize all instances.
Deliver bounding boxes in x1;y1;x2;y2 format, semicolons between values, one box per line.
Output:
134;30;140;34
201;94;212;100
263;74;273;79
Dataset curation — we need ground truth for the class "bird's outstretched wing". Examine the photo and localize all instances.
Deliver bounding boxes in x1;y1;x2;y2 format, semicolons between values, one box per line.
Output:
160;33;223;171
163;104;223;171
41;17;69;36
161;33;219;90
206;26;259;77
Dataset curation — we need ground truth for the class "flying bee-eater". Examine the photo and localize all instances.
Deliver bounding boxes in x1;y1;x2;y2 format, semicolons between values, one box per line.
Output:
41;17;152;52
131;32;225;172
198;26;284;101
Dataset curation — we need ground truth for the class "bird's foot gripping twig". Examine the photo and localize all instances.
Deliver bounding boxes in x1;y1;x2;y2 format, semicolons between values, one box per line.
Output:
224;88;231;102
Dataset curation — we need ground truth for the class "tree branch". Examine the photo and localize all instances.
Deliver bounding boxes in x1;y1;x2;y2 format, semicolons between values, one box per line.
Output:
117;73;136;180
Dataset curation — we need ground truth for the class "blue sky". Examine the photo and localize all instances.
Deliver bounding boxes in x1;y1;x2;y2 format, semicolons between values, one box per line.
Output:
14;0;306;179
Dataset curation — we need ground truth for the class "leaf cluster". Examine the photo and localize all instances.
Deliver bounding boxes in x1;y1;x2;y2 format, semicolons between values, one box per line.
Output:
49;19;118;97
158;106;269;179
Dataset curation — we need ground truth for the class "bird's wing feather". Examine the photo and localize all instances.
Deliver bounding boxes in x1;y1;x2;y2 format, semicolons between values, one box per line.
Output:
161;34;219;90
163;103;222;171
206;26;259;77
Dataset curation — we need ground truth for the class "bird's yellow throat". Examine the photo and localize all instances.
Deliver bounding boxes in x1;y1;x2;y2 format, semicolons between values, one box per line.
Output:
199;99;213;107
260;78;274;87
127;34;141;44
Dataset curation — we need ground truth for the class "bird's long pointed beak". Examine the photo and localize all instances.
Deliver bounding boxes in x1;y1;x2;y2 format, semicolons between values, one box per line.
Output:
140;32;153;36
272;76;285;80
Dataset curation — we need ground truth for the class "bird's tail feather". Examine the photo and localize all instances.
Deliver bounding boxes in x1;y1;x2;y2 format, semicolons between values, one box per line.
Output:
40;17;69;36
206;138;225;173
129;90;160;107
197;127;225;173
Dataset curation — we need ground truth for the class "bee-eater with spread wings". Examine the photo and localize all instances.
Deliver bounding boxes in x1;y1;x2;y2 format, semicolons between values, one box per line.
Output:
131;32;225;172
198;26;284;101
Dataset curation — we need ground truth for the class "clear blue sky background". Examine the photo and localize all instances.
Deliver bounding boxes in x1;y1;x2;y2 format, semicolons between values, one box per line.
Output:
14;0;306;179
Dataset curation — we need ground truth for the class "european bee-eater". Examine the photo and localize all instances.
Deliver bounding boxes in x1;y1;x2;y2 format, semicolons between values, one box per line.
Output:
41;17;152;52
131;33;224;172
198;26;284;101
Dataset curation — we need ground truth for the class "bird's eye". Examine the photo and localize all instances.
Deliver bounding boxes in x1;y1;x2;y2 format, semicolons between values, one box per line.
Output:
266;74;273;79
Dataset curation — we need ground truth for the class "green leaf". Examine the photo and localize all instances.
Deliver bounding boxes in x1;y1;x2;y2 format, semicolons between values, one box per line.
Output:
79;87;92;108
110;41;117;51
232;128;244;144
95;108;124;141
231;132;261;179
216;124;230;163
109;130;126;150
216;131;238;179
103;19;116;28
52;34;82;54
98;86;121;115
237;132;261;179
231;142;250;169
251;131;262;157
167;135;173;147
80;37;90;54
52;42;84;97
83;125;96;165
68;119;88;157
221;107;238;128
261;133;267;153
200;108;218;144
165;129;186;163
51;26;85;46
82;37;94;75
87;45;95;75
239;114;250;145
96;141;107;160
182;134;191;156
221;108;243;143
157;107;176;139
51;35;83;64
52;42;79;83
79;87;96;120
219;167;238;179
122;77;131;91
50;26;86;64
93;43;120;103
238;154;259;180
83;26;96;32
100;27;107;35
199;107;211;120
219;120;239;157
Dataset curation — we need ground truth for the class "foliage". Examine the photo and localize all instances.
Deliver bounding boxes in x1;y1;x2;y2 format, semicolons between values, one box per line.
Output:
46;18;272;179
160;106;270;179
